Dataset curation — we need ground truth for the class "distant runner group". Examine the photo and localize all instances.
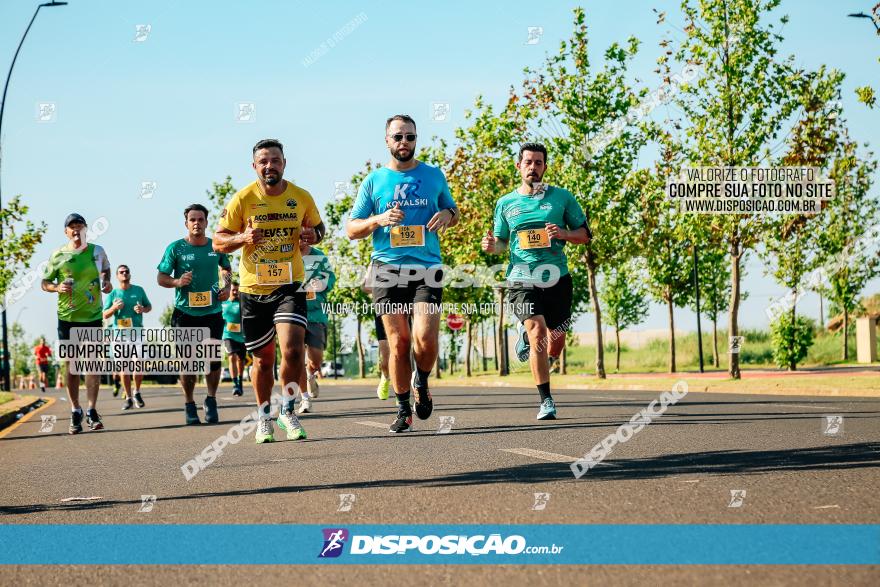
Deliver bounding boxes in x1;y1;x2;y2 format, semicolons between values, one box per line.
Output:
41;113;590;441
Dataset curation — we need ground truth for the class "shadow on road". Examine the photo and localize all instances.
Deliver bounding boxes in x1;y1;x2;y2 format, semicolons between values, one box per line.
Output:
2;442;878;516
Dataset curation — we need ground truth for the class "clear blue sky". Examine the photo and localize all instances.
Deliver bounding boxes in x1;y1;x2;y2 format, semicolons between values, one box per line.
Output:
1;0;877;344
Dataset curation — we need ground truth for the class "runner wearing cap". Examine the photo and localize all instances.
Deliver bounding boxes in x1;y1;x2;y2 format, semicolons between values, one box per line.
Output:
41;213;113;434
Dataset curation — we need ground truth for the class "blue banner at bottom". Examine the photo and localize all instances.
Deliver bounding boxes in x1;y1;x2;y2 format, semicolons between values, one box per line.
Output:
0;524;877;564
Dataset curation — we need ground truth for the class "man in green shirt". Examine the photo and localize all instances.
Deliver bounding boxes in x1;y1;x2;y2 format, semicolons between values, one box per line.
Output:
157;204;232;425
482;143;590;421
103;264;152;410
296;243;336;414
41;213;113;434
221;281;246;397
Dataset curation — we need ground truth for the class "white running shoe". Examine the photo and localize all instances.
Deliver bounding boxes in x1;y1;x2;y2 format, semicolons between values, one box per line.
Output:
255;418;275;443
278;410;307;440
307;372;320;398
297;396;312;414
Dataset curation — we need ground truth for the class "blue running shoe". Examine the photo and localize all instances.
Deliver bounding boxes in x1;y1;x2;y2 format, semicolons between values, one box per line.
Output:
537;398;557;420
516;323;531;362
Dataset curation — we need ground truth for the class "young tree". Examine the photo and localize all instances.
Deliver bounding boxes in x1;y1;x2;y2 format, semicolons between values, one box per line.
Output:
513;7;648;378
694;247;731;367
761;67;845;356
630;164;694;373
323;162;378;378
1;197;47;390
671;0;806;378
816;139;879;360
599;260;649;372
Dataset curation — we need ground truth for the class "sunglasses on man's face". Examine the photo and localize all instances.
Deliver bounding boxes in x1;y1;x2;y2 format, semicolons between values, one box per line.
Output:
389;133;417;142
118;270;130;275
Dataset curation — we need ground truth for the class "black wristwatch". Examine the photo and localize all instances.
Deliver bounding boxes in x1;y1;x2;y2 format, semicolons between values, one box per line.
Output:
445;207;458;218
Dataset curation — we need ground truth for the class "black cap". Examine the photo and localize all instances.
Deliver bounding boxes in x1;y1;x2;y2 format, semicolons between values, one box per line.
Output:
64;213;86;227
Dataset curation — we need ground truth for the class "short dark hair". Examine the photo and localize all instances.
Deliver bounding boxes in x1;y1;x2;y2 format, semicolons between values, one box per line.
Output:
385;114;416;133
253;139;284;156
184;204;209;220
518;142;548;163
117;264;130;273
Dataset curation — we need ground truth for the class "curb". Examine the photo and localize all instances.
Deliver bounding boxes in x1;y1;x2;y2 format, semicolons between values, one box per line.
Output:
0;395;50;434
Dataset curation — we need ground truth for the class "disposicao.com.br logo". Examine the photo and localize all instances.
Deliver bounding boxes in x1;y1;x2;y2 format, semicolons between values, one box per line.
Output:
318;529;563;558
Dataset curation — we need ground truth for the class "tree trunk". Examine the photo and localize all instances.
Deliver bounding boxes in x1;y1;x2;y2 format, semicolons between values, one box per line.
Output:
615;326;621;372
789;293;797;371
561;344;567;375
465;320;473;377
435;354;442;378
356;317;365;378
584;250;606;378
491;319;498;372
667;292;676;373
481;321;488;372
497;288;509;376
842;308;849;361
712;317;719;368
728;241;742;379
818;292;824;330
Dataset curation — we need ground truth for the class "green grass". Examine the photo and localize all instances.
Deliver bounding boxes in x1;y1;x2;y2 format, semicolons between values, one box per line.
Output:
540;329;860;374
0;392;13;406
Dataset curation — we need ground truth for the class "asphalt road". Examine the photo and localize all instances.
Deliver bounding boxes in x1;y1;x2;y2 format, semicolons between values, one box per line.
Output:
1;381;878;585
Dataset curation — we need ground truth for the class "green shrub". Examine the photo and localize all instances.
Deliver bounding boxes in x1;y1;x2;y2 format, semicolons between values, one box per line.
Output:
770;314;816;370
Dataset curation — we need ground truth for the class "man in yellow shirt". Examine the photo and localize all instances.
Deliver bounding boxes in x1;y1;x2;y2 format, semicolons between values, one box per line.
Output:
214;139;325;444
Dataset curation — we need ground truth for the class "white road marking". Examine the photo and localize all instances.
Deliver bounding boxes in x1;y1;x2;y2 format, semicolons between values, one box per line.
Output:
500;448;578;463
355;421;390;430
780;404;835;410
813;504;840;509
60;496;103;502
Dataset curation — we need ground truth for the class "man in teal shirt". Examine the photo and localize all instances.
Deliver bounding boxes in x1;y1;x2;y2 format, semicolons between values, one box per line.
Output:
296;243;336;414
41;213;113;434
157;204;232;425
103;264;152;410
482;143;590;421
221;281;246;397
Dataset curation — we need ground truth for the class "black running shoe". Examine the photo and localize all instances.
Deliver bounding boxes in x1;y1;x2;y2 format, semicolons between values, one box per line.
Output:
134;392;145;408
185;402;201;425
121;398;133;411
411;372;433;420
204;396;219;424
389;406;413;433
86;409;104;431
232;386;243;397
69;410;83;435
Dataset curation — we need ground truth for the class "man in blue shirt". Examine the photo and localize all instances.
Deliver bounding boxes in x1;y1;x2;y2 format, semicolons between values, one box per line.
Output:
347;114;459;433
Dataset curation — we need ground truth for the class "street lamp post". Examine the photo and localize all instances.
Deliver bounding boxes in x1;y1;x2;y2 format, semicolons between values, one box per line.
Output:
0;1;67;391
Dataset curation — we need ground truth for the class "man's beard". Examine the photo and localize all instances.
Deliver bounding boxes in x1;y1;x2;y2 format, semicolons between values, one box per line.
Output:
264;174;281;186
391;147;414;162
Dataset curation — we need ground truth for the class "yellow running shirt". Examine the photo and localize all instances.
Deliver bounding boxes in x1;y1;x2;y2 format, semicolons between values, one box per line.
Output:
219;180;322;295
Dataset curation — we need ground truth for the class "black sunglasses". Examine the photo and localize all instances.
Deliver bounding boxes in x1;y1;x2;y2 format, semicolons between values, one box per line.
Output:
389;133;417;142
118;270;130;274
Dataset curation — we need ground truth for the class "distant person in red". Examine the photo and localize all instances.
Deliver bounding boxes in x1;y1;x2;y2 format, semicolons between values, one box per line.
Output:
33;337;52;393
